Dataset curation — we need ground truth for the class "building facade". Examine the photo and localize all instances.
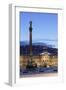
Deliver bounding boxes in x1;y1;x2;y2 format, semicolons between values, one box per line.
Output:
20;51;58;69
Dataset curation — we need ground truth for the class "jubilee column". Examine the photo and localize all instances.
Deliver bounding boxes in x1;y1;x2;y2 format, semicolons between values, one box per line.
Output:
26;21;37;70
29;21;32;62
26;21;33;69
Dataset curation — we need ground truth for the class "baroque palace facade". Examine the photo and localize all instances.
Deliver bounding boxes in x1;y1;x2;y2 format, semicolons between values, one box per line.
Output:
20;50;58;69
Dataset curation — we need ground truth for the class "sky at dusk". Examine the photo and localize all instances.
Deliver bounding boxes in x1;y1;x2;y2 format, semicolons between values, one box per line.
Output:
20;12;58;48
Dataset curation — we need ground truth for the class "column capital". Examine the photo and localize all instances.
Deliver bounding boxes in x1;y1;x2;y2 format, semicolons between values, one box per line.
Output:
29;21;32;31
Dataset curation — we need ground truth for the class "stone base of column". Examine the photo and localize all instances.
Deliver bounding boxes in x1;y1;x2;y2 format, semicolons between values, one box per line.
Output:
26;60;37;71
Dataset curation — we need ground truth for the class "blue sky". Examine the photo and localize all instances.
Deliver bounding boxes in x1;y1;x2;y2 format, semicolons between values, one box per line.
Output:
20;12;58;48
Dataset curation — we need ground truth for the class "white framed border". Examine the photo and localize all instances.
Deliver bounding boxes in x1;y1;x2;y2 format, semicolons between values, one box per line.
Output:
9;3;63;86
